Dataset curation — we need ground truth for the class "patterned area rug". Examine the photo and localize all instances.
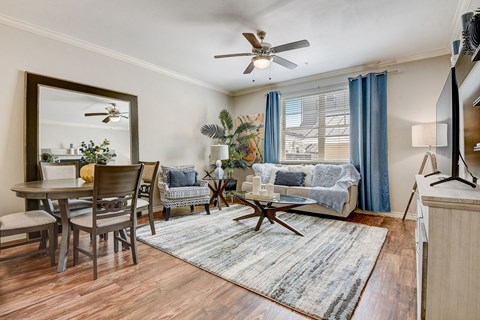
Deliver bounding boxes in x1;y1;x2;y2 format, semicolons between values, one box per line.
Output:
137;205;387;320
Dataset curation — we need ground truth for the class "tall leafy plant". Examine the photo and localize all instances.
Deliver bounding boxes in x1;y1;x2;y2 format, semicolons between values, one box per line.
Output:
201;109;256;170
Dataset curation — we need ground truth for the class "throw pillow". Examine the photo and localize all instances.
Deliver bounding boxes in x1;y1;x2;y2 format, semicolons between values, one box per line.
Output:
169;170;198;188
268;167;289;184
288;165;315;187
312;164;342;188
161;165;195;185
274;171;306;187
252;163;277;184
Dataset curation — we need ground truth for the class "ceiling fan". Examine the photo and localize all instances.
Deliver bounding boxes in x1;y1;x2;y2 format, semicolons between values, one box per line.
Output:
214;31;310;74
84;103;128;123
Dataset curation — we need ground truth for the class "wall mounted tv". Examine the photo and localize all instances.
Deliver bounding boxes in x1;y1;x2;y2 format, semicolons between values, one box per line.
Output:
432;67;475;187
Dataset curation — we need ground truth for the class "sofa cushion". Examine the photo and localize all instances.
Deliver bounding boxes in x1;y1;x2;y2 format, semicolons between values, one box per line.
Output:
164;186;209;199
268;167;289;184
312;164;342;188
169;170;198;188
288;165;315;187
252;163;277;184
285;187;311;198
274;171;306;187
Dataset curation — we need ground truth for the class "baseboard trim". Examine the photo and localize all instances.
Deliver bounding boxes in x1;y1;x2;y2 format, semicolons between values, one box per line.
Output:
354;209;416;220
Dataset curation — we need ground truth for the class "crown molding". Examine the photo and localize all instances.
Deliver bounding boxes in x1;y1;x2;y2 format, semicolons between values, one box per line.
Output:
41;119;129;131
231;48;450;96
0;14;232;96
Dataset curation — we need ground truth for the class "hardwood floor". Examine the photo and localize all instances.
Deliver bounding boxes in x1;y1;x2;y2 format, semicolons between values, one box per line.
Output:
0;207;416;320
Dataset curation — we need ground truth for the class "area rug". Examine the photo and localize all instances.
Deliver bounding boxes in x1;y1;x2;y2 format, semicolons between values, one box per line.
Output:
137;205;387;320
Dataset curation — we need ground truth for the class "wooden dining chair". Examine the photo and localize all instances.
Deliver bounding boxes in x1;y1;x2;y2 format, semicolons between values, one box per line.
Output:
70;164;144;280
38;161;93;217
0;210;56;266
137;161;159;235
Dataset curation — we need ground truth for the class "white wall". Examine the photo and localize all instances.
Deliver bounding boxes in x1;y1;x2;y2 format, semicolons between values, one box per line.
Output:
232;55;451;214
0;24;231;217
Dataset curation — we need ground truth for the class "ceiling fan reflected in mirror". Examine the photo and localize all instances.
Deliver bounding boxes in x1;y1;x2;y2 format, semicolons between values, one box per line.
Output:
214;31;310;74
84;103;129;123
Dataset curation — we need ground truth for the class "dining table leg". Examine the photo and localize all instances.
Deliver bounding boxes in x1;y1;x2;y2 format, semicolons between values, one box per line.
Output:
57;199;71;272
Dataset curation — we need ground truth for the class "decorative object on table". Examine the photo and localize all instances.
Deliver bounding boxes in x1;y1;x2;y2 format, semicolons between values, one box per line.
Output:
402;123;447;220
40;152;58;163
68;143;76;155
236;113;264;165
200;109;256;177
137;204;387;320
210;144;229;179
252;176;261;195
78;139;117;182
265;183;274;196
158;165;210;221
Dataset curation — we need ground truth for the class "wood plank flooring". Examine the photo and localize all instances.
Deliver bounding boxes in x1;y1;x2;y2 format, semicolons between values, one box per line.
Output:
0;207;416;320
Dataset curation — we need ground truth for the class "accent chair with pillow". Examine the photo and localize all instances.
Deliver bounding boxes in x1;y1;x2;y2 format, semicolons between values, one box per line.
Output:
158;165;210;220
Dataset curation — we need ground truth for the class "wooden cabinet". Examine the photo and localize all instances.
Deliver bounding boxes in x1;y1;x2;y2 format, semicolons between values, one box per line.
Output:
415;175;480;320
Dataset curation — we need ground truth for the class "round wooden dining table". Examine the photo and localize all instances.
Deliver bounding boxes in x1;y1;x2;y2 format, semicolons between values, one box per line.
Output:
11;178;93;272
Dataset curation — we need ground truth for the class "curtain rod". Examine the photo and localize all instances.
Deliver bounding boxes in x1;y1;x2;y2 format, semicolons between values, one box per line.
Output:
267;69;400;95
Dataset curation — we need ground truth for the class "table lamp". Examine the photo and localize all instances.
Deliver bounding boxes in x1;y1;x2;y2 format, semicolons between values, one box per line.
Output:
210;145;229;179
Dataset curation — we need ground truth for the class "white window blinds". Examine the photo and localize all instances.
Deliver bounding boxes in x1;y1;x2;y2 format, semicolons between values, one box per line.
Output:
280;87;350;162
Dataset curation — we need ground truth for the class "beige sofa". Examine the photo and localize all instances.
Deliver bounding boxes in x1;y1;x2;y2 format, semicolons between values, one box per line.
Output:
241;163;358;218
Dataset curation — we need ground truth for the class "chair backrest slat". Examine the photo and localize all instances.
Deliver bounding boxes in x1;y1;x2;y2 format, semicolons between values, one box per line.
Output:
93;164;144;223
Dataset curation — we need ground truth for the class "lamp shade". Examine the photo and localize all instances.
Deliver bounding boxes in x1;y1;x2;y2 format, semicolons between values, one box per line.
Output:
210;144;229;161
411;123;448;147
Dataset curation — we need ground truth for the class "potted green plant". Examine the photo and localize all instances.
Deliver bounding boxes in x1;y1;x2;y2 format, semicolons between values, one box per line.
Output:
200;109;256;182
78;139;116;182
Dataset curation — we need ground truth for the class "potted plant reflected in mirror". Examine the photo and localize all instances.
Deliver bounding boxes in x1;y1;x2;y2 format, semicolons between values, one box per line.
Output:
40;152;58;163
79;139;116;182
201;109;256;189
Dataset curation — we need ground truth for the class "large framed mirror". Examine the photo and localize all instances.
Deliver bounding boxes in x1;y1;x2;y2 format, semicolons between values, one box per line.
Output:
25;73;139;209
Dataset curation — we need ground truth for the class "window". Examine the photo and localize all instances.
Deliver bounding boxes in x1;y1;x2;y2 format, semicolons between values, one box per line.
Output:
281;87;350;162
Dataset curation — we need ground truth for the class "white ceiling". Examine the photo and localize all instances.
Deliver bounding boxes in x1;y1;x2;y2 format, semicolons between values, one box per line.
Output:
39;86;130;129
0;0;464;93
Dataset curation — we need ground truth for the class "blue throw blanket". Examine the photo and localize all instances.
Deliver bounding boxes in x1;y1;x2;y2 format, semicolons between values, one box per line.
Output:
308;164;361;212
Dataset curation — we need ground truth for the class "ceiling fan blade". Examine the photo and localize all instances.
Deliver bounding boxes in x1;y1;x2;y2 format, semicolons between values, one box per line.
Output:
243;61;255;74
102;116;110;123
272;40;310;53
242;33;262;49
272;55;298;69
214;53;252;59
105;105;115;113
120;115;129;119
85;112;109;117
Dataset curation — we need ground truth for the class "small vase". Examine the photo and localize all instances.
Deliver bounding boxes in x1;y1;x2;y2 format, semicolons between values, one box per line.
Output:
80;163;95;182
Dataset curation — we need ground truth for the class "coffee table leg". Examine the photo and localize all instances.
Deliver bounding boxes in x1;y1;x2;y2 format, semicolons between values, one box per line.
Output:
267;217;275;224
271;216;304;237
233;213;259;221
57;199;71;272
255;214;265;231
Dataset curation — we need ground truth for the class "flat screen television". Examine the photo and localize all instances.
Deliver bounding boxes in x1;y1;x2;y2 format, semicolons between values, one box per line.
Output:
432;67;475;187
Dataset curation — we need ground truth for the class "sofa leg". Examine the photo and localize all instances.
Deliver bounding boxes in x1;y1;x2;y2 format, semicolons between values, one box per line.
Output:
204;204;210;215
190;205;194;212
164;207;171;221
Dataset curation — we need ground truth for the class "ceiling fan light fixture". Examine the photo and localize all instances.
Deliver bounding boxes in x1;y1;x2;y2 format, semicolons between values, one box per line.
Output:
109;115;121;122
253;55;272;69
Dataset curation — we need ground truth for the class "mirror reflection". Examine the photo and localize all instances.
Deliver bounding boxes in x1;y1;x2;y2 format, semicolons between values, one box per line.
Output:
38;86;131;165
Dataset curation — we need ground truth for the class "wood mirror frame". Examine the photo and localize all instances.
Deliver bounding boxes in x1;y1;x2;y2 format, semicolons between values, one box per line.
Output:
25;72;139;210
